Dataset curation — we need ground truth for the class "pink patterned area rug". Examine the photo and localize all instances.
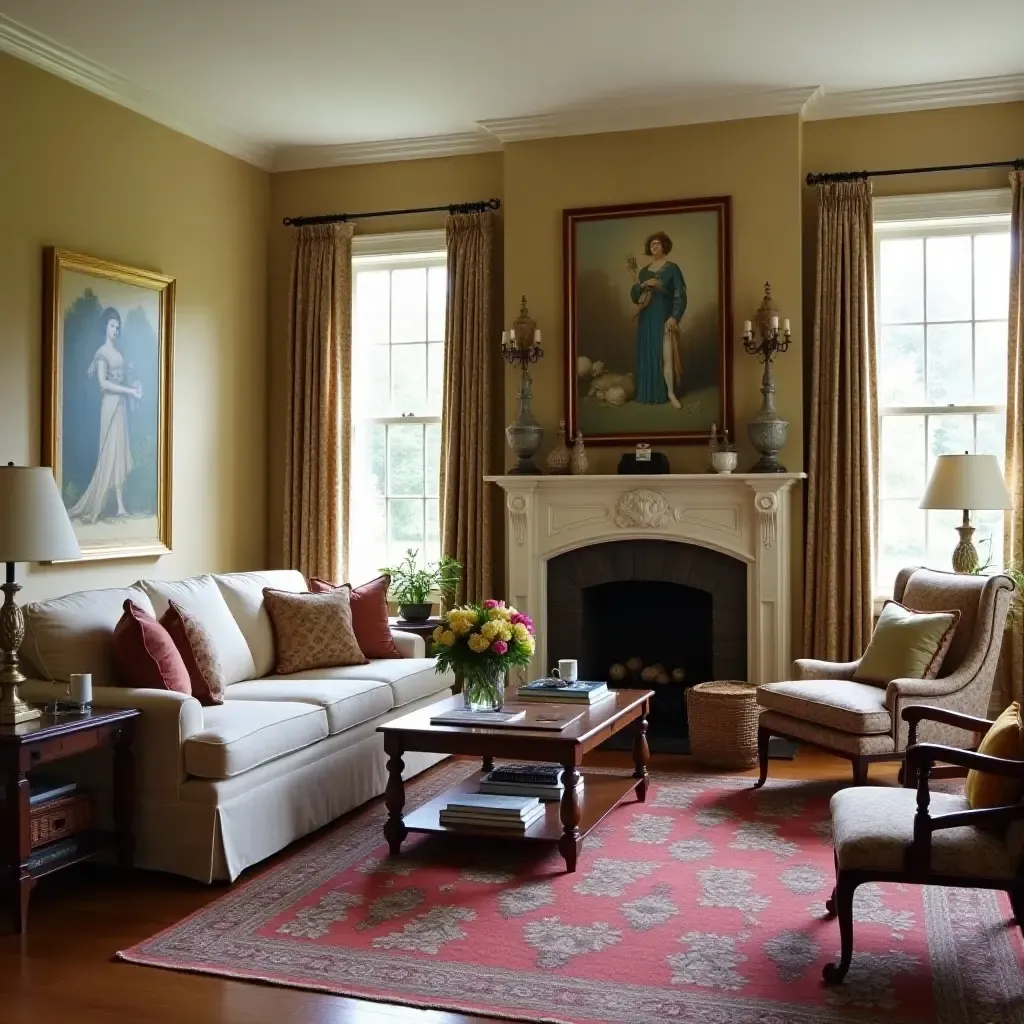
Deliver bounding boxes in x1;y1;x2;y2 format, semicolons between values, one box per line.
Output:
118;762;1024;1023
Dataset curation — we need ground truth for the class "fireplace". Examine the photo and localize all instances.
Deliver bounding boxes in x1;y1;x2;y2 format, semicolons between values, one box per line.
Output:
547;539;746;750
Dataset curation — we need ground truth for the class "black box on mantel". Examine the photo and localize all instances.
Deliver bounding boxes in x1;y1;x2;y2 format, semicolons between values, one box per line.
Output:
617;452;671;474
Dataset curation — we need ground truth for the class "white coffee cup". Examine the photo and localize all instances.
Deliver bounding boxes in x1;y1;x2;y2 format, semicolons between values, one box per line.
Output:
69;673;93;707
551;659;578;682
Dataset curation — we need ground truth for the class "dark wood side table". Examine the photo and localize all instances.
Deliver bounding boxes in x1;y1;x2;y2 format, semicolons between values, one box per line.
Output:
0;706;139;933
388;616;442;656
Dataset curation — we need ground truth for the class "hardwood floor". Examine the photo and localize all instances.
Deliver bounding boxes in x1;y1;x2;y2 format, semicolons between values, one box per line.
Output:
0;748;897;1024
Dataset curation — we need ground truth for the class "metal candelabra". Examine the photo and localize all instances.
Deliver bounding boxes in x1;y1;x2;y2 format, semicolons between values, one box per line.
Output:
501;296;545;475
742;282;792;473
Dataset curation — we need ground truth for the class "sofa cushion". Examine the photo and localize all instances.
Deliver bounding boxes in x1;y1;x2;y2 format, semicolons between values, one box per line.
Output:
263;587;368;674
757;679;892;735
138;575;256;685
184;701;327;779
161;600;225;706
853;600;959;686
22;586;155;686
831;786;1016;879
213;570;308;678
113;600;192;694
225;677;394;735
310;575;401;660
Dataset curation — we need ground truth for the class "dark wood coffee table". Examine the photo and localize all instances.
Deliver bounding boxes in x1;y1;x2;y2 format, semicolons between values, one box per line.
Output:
376;689;652;872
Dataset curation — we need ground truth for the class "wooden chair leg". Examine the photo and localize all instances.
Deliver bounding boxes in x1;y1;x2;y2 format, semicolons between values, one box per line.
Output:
822;873;858;984
753;726;771;789
851;757;868;786
1009;887;1024;934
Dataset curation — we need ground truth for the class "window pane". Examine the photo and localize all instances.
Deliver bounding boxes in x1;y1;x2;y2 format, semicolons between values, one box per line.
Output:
880;416;925;498
925;235;972;322
358;347;390;418
878;499;926;595
974;233;1011;320
927;509;961;571
388;423;424;497
349;497;387;588
879;325;924;406
388;499;425;558
976;412;1006;468
369;423;386;496
974;508;1005;570
975;321;1008;405
927;414;974;473
425;499;440;565
391;343;427;415
426;343;445;416
925;323;972;405
355;270;390;344
428;266;447;342
880;238;923;324
390;268;427;343
425;421;441;497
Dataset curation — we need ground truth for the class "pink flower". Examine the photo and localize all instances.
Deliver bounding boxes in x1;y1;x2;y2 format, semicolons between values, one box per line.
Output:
483;599;501;610
510;613;528;626
491;640;508;654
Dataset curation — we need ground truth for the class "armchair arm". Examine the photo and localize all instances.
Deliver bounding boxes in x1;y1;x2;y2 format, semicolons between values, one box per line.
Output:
793;658;860;681
391;629;425;659
901;704;993;747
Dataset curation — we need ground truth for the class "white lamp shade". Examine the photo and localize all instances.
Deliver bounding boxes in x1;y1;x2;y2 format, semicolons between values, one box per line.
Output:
0;466;81;563
920;453;1013;511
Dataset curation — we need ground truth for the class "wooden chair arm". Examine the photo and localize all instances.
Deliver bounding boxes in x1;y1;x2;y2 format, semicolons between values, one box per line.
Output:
906;742;1024;781
902;704;994;748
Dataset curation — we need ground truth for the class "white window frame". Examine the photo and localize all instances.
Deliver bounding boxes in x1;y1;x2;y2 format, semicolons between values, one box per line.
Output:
350;230;447;585
872;189;1012;604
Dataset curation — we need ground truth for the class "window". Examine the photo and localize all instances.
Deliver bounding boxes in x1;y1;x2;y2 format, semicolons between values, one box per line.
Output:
349;232;446;586
874;192;1012;595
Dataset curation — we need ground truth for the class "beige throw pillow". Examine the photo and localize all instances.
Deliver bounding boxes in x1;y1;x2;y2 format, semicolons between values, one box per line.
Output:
262;586;368;675
853;600;960;686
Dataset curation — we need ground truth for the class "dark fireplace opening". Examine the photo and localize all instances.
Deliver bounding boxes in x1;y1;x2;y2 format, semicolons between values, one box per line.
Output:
546;539;746;753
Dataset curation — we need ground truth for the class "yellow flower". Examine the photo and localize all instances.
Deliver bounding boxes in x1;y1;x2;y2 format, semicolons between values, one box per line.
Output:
512;623;531;645
439;630;455;647
506;606;519;617
524;635;536;655
481;620;501;641
488;606;512;622
448;610;476;636
432;625;444;643
495;622;513;642
468;633;490;653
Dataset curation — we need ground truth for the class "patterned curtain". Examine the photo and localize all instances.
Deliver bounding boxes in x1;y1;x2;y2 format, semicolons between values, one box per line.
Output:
1006;170;1024;700
440;213;496;603
283;223;354;581
804;180;879;661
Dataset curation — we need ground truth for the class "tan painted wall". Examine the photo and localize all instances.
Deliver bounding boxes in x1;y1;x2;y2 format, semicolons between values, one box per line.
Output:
0;54;270;603
266;153;505;566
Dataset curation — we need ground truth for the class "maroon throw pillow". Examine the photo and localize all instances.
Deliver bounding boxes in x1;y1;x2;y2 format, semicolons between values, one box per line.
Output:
309;575;401;659
160;600;225;706
113;599;192;695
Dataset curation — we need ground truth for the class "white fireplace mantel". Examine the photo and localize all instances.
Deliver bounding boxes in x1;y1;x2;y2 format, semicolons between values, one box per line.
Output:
486;473;806;686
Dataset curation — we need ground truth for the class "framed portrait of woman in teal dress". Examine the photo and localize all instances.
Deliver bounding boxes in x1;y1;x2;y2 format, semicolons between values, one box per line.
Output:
563;196;732;445
43;248;175;560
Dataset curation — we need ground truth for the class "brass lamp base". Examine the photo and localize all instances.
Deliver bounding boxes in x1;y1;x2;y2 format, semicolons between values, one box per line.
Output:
951;513;978;574
0;674;41;724
0;578;40;724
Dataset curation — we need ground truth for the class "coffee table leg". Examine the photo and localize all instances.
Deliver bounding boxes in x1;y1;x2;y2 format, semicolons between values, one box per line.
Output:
383;741;408;856
558;763;582;873
632;712;650;803
482;755;494;774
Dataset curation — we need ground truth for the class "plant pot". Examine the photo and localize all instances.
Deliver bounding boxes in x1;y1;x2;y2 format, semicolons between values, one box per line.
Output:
397;603;432;623
462;662;506;712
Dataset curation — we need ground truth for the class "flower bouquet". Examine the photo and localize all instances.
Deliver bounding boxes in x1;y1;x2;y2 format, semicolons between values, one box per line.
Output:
432;600;536;711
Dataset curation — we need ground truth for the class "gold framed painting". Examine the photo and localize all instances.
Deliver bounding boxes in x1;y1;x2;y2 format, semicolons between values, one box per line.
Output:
564;196;733;445
43;248;175;561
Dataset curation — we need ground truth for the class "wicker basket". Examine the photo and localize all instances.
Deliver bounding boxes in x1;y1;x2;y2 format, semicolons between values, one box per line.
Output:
686;681;760;769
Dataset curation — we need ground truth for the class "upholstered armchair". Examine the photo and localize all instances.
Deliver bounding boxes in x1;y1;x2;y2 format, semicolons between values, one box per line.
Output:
755;567;1015;786
823;704;1024;984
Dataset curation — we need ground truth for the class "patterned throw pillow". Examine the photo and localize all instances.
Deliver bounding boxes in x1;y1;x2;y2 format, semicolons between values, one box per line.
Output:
262;586;368;675
853;599;960;686
309;574;400;660
161;600;226;706
113;600;192;694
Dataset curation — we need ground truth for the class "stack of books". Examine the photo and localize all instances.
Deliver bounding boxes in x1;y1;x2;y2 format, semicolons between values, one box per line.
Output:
516;679;611;704
480;762;584;802
438;793;545;833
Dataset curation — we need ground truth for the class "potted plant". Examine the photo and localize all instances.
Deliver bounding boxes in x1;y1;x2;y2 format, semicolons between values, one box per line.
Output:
432;600;536;711
380;549;462;623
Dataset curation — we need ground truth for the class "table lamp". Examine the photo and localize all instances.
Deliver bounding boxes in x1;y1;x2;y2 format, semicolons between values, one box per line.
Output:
0;464;81;723
920;452;1013;574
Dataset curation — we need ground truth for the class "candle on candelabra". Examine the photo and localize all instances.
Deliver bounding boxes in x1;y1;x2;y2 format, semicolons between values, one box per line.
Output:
743;320;752;336
770;315;779;330
783;319;791;333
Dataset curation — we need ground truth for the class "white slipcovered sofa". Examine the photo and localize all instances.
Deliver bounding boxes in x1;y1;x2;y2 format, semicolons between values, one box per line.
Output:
18;569;453;883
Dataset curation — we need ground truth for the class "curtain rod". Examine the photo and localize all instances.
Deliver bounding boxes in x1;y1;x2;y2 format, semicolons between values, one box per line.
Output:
283;197;500;227
806;158;1023;187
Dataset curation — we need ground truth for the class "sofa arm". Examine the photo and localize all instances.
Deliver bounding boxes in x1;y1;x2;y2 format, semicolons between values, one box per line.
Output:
391;629;426;659
793;658;860;681
19;680;203;800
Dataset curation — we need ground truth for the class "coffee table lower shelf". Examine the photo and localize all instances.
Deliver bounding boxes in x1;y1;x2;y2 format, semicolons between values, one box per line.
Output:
400;770;642;867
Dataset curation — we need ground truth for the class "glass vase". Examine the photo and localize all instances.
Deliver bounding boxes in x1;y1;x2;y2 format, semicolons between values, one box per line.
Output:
462;661;506;712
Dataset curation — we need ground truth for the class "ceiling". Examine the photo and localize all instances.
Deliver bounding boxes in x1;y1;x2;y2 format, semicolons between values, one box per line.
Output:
1;0;1023;169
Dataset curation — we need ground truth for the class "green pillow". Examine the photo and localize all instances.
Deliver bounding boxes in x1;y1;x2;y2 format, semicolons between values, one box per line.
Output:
853;600;960;686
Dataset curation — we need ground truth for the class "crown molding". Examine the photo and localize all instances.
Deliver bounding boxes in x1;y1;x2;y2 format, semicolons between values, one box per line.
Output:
476;86;822;143
273;132;501;172
805;73;1024;121
0;14;273;169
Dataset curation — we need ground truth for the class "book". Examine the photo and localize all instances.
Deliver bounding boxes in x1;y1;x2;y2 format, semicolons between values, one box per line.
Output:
439;806;545;831
29;776;78;806
429;709;527;727
443;793;542;818
486;763;562;784
516;680;611;704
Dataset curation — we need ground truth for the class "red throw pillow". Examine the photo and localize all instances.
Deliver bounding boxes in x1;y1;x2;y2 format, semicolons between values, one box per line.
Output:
161;600;226;706
113;599;192;695
309;574;400;659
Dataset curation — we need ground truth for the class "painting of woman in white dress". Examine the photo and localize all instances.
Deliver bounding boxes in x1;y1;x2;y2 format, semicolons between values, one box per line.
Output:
44;249;175;560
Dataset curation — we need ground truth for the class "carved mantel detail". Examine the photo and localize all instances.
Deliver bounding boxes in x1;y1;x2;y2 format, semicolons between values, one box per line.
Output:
508;494;528;546
614;488;672;528
753;492;779;548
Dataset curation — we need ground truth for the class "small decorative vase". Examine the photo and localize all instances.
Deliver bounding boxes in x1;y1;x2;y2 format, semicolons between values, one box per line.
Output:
546;420;571;474
570;432;589;475
710;428;738;474
463;662;506;712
